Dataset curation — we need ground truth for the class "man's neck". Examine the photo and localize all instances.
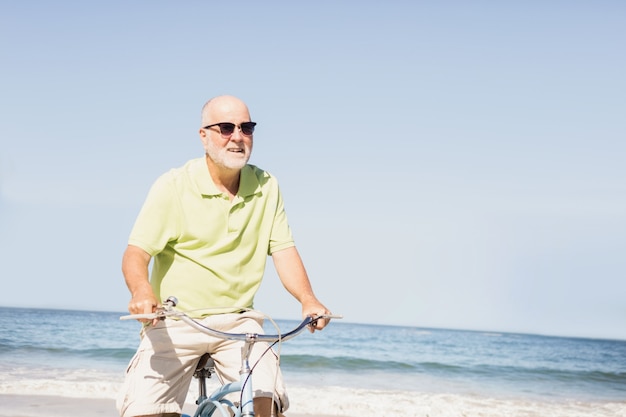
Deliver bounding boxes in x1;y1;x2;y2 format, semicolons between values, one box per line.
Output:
205;155;241;200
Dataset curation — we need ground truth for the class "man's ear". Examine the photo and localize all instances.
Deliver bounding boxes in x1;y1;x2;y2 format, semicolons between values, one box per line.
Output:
199;128;209;149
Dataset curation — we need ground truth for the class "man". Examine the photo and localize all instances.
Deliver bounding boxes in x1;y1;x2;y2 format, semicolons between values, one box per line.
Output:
117;95;331;417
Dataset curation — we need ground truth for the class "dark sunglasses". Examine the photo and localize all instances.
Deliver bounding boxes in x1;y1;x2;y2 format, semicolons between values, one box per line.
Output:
204;122;257;137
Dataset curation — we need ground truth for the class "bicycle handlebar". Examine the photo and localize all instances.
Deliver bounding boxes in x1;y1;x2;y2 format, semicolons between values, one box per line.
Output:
120;296;341;343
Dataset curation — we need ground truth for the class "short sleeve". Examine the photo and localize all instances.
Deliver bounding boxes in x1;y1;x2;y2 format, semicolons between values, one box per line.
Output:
128;173;181;256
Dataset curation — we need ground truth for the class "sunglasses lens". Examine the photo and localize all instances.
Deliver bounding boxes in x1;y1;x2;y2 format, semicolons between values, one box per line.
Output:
218;123;236;136
241;122;256;136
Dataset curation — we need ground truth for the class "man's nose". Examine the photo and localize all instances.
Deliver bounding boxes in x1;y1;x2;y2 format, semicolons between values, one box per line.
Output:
230;126;244;141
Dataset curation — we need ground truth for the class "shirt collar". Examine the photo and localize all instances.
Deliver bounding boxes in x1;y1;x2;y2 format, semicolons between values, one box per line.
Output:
194;158;260;198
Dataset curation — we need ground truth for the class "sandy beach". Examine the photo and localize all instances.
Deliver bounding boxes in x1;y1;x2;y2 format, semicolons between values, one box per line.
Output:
0;394;340;417
2;392;625;417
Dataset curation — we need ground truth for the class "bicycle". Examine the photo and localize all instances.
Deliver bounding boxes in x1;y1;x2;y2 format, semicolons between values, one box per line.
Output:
120;296;341;417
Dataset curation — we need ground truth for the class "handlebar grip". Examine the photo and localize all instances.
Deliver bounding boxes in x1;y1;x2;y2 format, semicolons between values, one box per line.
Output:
120;313;159;320
318;314;343;319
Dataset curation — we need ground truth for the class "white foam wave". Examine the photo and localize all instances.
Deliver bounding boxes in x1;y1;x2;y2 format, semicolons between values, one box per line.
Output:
287;387;626;417
2;370;624;417
0;367;122;399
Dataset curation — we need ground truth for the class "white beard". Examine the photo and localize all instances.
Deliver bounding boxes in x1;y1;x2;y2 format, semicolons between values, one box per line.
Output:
204;138;251;170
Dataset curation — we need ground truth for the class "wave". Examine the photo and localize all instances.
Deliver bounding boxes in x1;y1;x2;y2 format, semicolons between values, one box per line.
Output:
5;340;624;388
466;363;626;387
279;354;415;371
0;341;136;361
278;353;626;393
3;340;625;403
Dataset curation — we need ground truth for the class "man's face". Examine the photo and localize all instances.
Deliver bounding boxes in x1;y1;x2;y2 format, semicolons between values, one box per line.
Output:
200;99;253;170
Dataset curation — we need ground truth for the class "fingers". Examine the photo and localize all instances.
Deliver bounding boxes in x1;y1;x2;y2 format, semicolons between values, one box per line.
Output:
128;296;158;324
312;317;329;332
128;298;157;315
307;311;332;332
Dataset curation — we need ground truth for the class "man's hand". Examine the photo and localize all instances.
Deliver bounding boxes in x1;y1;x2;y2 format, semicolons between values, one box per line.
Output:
302;299;332;333
128;288;160;325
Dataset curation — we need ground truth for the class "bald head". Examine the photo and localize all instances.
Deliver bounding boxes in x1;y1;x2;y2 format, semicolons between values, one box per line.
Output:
200;95;251;128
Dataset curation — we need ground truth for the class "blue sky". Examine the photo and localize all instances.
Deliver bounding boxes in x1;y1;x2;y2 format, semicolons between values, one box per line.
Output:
1;1;625;340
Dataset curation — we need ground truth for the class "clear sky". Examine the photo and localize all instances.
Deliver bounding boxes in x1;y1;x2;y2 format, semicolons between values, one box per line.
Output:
1;1;625;340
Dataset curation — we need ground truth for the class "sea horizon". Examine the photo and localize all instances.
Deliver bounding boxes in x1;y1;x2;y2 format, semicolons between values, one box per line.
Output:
2;304;623;343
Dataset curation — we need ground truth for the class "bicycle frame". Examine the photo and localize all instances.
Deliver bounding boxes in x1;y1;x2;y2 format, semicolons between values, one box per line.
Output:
190;357;253;417
185;328;259;417
179;312;315;417
121;296;341;417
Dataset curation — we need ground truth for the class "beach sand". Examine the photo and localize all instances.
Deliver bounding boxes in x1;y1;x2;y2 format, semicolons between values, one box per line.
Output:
2;392;625;417
0;394;340;417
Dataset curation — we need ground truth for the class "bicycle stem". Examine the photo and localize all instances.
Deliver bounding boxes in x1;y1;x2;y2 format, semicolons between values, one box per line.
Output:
240;340;255;417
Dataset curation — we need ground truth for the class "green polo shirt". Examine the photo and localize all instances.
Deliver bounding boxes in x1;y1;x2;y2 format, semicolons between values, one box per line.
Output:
128;158;295;314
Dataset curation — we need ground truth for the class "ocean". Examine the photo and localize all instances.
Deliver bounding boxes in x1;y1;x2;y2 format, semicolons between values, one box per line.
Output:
0;306;624;417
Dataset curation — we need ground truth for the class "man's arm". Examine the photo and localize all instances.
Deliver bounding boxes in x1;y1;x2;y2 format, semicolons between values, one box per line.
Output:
271;246;331;331
122;244;159;322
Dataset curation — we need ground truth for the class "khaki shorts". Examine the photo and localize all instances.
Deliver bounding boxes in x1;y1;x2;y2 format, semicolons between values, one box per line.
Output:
116;311;288;417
